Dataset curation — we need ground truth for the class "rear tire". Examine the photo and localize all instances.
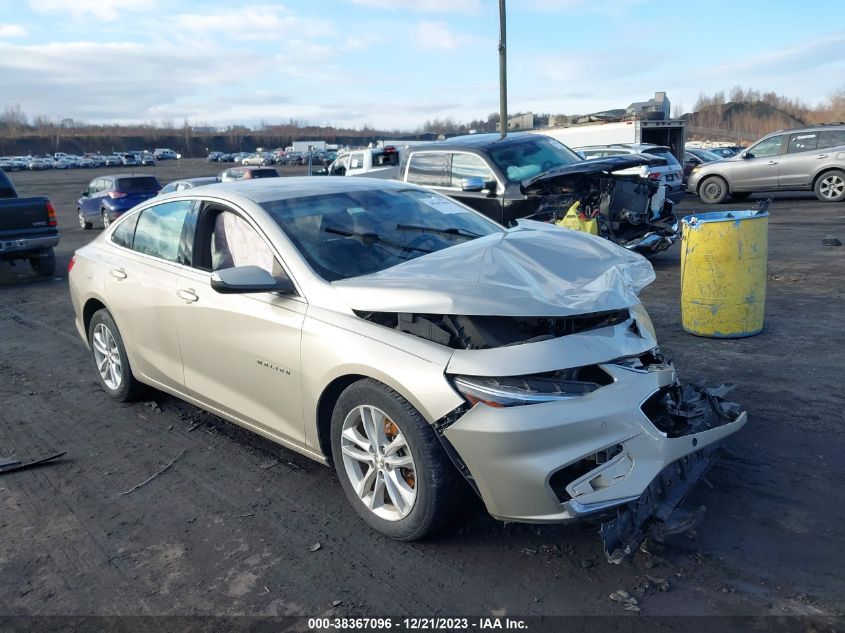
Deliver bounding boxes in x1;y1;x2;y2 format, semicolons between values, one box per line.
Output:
330;378;462;540
88;309;145;401
29;248;55;277
699;176;729;204
814;170;845;202
101;209;111;229
729;192;752;201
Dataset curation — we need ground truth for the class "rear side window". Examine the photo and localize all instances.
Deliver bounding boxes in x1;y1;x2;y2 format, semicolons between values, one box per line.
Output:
642;148;680;167
818;130;845;149
0;172;16;198
251;168;279;179
111;212;140;249
407;152;450;187
787;133;818;153
349;153;365;169
132;200;192;262
115;177;160;192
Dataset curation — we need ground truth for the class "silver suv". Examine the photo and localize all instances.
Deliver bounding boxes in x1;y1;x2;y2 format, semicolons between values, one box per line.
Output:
574;144;685;203
687;124;845;203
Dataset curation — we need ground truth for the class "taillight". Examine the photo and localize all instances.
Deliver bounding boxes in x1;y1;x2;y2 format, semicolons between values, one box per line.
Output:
647;172;662;180
108;191;127;199
68;254;76;273
46;201;58;227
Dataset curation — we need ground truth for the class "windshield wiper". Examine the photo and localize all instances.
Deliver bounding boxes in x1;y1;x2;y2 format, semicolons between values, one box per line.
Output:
396;224;482;239
324;227;432;253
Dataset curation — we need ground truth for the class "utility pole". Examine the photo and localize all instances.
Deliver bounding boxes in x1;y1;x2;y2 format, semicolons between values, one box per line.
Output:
498;0;507;139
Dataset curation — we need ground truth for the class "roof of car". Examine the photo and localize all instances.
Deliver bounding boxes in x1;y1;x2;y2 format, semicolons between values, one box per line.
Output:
187;176;414;204
414;132;547;150
578;143;670;151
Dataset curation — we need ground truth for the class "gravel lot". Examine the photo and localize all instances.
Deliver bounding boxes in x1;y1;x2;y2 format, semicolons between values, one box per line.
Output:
1;160;843;619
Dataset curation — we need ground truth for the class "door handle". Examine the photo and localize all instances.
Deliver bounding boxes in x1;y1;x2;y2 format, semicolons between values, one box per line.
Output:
816;154;829;159
766;161;778;165
110;268;127;280
177;288;199;303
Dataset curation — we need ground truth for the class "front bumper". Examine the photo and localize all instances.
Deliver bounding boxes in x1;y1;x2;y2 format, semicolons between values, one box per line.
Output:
443;361;746;526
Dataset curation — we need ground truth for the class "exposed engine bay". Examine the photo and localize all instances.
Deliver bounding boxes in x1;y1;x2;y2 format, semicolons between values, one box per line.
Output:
355;308;630;350
520;155;680;255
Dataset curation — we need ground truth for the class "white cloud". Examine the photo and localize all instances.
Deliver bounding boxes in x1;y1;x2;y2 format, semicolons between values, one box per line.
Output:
351;0;481;13
414;20;466;50
514;0;648;16
27;0;158;21
175;5;334;41
0;24;27;38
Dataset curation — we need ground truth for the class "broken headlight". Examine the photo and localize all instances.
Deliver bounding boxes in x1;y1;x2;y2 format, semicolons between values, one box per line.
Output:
451;366;612;408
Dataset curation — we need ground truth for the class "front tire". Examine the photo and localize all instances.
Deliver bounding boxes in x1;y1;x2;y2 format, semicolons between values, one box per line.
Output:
699;176;729;204
330;379;461;540
815;170;845;202
88;309;145;401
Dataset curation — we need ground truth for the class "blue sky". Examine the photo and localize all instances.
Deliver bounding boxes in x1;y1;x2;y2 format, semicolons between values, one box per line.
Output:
1;0;843;130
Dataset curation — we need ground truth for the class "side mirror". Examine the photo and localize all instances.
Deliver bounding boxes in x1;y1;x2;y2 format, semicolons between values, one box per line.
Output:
740;151;751;159
461;176;485;192
81;189;89;196
210;265;293;294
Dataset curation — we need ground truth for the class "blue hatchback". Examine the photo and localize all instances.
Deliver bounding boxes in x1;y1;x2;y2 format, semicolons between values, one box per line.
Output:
77;174;161;230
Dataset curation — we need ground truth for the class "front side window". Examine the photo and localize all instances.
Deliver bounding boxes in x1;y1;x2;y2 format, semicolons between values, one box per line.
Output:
748;135;785;158
451;153;495;188
261;187;502;281
211;211;277;274
787;133;818;154
407;153;450;187
132;200;192;262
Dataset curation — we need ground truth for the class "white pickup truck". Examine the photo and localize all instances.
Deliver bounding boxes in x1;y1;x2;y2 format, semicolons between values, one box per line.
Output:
327;147;402;179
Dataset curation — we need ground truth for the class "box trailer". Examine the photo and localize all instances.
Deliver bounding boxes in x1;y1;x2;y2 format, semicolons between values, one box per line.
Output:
529;119;686;164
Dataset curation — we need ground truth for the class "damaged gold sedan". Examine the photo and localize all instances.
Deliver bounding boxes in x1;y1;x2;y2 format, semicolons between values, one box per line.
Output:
68;177;746;558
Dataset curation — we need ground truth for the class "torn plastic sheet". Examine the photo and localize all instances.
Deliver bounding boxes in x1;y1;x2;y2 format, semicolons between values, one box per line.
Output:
599;382;744;562
332;220;655;317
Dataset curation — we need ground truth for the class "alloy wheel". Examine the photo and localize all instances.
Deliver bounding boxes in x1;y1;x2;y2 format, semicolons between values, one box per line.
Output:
819;174;844;201
703;181;723;200
102;211;110;228
340;405;417;521
78;210;85;228
92;323;122;390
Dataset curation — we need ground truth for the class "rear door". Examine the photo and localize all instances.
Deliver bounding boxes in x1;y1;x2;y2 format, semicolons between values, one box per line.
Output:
731;134;786;191
174;202;307;444
102;200;193;390
779;132;819;189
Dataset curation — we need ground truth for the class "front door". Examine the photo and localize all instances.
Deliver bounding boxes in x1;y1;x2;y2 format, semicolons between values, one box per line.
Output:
731;134;785;191
174;204;307;445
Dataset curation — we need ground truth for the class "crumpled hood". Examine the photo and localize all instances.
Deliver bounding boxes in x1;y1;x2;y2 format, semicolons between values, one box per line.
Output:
331;220;655;317
522;154;665;193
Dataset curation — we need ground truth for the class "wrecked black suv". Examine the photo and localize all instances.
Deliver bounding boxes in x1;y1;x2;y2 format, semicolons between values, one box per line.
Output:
398;133;680;256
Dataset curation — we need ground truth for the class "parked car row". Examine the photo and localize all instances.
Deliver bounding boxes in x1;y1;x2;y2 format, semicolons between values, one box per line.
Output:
206;150;336;166
0;151;161;171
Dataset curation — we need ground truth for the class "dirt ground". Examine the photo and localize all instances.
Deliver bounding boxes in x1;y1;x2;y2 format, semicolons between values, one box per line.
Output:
1;160;843;619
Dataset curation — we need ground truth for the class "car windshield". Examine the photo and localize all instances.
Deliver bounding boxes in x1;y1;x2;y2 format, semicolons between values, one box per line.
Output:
487;136;582;182
642;147;681;167
115;177;160;192
261;188;503;281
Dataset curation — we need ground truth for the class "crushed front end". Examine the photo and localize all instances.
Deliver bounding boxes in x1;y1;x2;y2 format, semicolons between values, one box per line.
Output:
440;338;746;561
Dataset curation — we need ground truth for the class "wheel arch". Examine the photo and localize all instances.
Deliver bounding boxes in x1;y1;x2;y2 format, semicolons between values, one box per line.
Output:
811;167;845;189
696;172;730;195
315;374;367;465
82;297;108;338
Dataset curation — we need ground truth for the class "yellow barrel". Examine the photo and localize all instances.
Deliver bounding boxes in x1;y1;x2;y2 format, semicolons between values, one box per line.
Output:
680;210;768;338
